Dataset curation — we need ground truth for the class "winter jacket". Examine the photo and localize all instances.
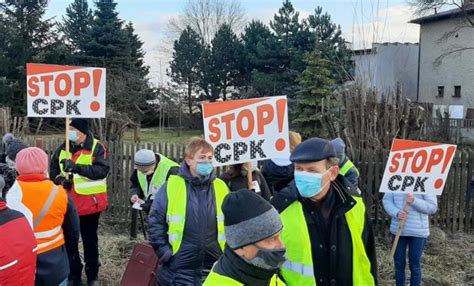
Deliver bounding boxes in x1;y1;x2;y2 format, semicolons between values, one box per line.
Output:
339;157;359;188
0;200;37;286
271;176;378;286
383;193;438;238
220;170;272;201
128;154;179;200
7;175;80;286
148;162;224;285
261;158;294;194
50;133;109;216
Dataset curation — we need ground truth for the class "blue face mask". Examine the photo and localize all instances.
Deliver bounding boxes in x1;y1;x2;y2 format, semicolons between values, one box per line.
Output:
294;169;331;198
196;162;213;177
68;130;79;142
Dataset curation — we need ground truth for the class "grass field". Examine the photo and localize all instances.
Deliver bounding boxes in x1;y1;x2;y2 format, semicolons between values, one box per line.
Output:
28;128;203;144
122;128;203;143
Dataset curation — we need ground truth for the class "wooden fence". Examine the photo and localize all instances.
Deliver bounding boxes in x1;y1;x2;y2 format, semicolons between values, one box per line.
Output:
23;138;474;236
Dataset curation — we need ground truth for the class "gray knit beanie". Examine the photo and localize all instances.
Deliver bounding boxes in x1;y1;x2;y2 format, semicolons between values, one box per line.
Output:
222;189;282;249
134;149;156;168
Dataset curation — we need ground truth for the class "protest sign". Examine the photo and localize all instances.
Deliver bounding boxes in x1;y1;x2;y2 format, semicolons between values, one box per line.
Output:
380;139;457;196
26;63;106;118
202;96;289;167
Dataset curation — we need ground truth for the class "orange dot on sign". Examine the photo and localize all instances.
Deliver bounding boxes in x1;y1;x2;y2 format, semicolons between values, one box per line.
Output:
434;179;444;189
90;101;100;112
275;138;286;151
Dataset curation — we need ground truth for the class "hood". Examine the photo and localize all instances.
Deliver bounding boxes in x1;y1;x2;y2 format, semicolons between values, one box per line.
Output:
178;161;216;187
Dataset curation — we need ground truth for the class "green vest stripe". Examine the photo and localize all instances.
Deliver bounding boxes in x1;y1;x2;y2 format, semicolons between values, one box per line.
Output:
137;155;178;200
166;175;228;255
339;160;360;176
280;196;374;286
59;139;107;195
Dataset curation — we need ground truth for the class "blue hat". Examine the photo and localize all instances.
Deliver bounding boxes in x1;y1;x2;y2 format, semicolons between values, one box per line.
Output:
290;138;337;163
331;138;346;156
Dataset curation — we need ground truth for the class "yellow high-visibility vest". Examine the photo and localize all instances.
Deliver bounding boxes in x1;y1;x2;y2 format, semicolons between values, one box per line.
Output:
280;196;374;286
166;175;228;254
137;154;178;200
59;139;106;195
203;268;286;286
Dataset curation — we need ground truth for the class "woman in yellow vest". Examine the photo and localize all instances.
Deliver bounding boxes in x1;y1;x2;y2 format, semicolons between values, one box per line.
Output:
204;189;286;286
49;118;109;286
148;137;229;285
128;149;179;213
271;138;377;286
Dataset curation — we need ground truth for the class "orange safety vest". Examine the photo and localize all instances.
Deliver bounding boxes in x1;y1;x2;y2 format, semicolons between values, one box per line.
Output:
18;179;68;254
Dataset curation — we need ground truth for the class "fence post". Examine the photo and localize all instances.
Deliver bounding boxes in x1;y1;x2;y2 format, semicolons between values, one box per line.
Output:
130;208;138;240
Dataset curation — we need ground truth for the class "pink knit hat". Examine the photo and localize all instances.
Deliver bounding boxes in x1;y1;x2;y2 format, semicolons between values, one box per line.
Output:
15;147;49;175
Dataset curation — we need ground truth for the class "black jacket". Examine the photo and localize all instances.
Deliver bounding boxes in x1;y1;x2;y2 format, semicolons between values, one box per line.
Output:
260;159;294;194
128;154;179;201
220;170;272;201
148;162;223;285
213;245;279;286
340;157;359;188
271;176;377;286
50;133;109;183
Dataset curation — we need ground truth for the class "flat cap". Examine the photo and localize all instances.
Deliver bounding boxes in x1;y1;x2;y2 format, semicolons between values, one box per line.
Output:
290;137;337;163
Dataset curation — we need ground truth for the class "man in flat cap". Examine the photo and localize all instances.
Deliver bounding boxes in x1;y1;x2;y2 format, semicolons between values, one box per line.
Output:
271;137;377;286
129;149;179;213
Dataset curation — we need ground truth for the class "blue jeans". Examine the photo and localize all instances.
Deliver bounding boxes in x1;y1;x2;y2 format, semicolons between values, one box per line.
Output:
393;236;427;286
58;278;68;286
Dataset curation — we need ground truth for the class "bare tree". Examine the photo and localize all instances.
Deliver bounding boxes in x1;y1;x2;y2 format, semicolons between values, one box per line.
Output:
168;0;246;44
409;0;474;64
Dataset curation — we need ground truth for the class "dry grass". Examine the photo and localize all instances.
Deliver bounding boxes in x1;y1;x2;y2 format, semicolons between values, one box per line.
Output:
94;220;474;286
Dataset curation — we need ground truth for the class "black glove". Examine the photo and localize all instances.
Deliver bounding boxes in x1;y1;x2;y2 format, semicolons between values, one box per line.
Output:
61;159;79;173
140;200;153;213
62;178;73;191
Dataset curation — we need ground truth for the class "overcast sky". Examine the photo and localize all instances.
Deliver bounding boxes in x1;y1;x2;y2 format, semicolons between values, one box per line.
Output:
45;0;422;84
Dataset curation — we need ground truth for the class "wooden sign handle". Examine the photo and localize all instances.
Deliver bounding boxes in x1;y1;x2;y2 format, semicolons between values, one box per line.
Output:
390;201;410;257
65;117;70;160
246;162;253;190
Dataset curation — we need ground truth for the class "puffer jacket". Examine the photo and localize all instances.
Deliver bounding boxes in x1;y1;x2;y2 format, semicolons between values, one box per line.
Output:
148;162;223;286
0;200;37;286
260;158;294;194
383;193;438;238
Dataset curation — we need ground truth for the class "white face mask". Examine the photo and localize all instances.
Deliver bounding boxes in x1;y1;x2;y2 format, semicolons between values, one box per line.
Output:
5;157;15;169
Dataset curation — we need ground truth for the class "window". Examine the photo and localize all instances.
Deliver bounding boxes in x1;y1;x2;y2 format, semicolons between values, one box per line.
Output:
454;86;461;98
437;86;444;97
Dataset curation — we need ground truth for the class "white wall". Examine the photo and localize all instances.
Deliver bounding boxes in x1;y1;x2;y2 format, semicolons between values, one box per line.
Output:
418;17;474;115
353;43;419;101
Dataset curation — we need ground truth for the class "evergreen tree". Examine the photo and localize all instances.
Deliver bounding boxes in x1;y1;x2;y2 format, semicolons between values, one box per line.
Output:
0;0;60;114
269;0;312;96
308;7;352;83
210;24;245;100
241;20;288;97
169;26;204;115
293;51;335;137
60;0;93;58
84;0;130;69
197;44;220;101
125;22;149;78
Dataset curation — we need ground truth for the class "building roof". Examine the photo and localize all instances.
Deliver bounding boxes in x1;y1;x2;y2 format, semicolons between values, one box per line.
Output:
352;42;418;55
410;5;474;24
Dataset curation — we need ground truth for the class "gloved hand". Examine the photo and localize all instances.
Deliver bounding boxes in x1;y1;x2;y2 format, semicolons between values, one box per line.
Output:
140;200;153;213
62;178;73;191
61;159;79;173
